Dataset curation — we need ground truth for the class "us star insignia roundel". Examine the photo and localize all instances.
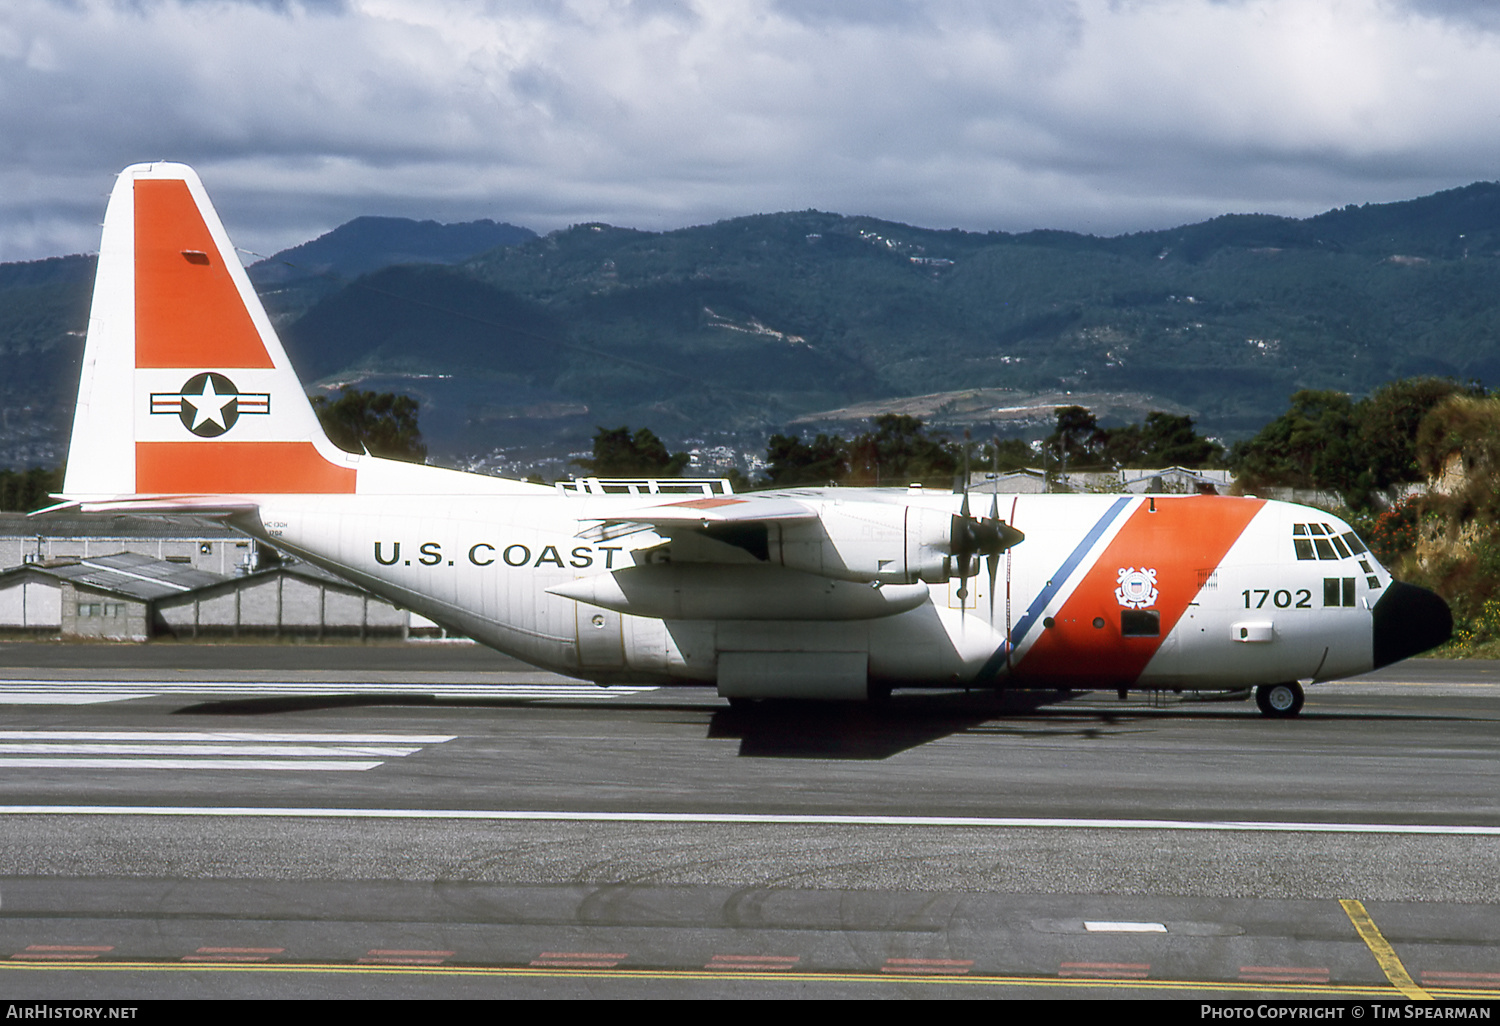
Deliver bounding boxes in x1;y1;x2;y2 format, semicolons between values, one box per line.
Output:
149;372;270;437
1115;566;1159;609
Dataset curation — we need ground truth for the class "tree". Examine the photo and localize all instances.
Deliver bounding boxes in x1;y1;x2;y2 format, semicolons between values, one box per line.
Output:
0;466;62;512
1359;378;1482;492
765;432;849;486
1231;390;1363;499
311;389;427;464
981;437;1036;473
1133;412;1223;467
1044;406;1106;468
573;426;689;477
846;414;958;487
1233;379;1481;511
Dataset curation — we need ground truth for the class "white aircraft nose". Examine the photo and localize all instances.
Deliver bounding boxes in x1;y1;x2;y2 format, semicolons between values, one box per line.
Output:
1371;580;1452;668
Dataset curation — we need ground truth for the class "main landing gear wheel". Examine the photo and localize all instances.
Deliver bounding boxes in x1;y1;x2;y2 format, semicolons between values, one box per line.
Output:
1255;681;1304;718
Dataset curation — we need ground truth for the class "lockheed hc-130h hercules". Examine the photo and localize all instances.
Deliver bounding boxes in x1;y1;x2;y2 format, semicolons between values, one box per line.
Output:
51;163;1453;715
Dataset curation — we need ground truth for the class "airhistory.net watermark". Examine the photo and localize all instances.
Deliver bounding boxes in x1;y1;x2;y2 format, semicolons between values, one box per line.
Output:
5;1007;137;1020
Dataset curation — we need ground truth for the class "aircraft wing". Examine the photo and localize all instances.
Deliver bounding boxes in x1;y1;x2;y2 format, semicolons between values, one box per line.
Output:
595;494;818;526
576;494;818;542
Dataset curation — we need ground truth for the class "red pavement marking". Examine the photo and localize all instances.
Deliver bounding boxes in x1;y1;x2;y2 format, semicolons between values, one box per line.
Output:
1239;966;1331;983
1420;970;1500;988
530;952;627;968
358;949;453;965
1059;961;1150;979
881;958;974;975
11;945;114;960
706;954;800;970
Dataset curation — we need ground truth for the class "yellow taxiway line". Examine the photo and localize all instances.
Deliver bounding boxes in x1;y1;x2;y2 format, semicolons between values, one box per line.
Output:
6;959;1498;998
1340;899;1431;1001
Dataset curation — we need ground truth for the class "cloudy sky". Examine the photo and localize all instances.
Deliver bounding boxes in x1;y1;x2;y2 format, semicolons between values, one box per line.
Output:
3;0;1500;262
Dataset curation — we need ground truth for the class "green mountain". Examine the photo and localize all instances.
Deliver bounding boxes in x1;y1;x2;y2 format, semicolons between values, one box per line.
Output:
249;215;536;284
0;254;95;467
280;182;1500;455
5;183;1500;468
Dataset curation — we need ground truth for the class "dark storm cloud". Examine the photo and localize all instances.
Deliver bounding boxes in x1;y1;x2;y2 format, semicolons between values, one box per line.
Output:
1;0;1498;261
1396;0;1500;32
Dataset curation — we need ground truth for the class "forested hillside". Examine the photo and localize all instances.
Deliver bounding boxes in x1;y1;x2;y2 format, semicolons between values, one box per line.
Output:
4;182;1500;467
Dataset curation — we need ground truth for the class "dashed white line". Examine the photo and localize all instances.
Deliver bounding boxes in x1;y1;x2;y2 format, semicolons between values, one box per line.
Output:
0;730;455;772
0;680;656;704
0;731;454;742
0;759;385;771
0;745;422;757
0;693;153;705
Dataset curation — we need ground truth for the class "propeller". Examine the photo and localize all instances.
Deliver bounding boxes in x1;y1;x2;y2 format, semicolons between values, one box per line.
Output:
987;437;1002;619
954;434;973;604
950;434;1025;613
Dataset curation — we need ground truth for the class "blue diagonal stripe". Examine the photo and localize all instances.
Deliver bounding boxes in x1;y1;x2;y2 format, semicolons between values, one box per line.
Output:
975;495;1133;682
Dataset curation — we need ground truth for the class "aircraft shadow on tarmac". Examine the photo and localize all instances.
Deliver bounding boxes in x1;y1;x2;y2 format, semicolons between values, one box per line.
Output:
172;688;1087;759
706;690;1080;758
167;689;1480;760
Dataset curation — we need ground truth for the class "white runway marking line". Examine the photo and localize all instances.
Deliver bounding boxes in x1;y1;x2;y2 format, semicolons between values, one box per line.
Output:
0;760;390;771
0;732;454;741
0;730;455;772
0;680;657;705
0;693;152;705
1083;921;1167;933
0;807;1494;836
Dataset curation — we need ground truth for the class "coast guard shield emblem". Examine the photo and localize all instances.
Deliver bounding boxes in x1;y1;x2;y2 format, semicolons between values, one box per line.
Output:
1115;567;1159;609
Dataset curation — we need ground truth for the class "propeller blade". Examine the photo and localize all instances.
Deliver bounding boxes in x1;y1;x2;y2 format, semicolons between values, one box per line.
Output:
987;550;1000;621
956;432;973;613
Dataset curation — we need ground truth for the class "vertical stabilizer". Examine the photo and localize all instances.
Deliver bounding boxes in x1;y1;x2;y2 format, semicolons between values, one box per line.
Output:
63;163;357;499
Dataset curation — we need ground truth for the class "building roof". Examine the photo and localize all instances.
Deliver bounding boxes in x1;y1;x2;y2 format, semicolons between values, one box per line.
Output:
0;512;241;540
15;552;228;602
154;558;371;606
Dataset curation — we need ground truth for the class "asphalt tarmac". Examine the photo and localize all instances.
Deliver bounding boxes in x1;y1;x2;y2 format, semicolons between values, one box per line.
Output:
0;643;1496;1000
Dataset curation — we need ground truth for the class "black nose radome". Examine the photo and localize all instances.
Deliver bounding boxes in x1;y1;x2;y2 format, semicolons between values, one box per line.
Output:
1372;580;1453;669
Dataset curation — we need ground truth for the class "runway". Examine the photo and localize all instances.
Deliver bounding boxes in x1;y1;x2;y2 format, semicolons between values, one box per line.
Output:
1;643;1497;999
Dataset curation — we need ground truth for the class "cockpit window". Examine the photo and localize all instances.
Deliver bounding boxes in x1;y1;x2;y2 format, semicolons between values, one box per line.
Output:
1293;523;1372;562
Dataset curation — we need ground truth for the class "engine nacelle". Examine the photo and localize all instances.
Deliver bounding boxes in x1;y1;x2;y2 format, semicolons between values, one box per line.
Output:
773;502;956;585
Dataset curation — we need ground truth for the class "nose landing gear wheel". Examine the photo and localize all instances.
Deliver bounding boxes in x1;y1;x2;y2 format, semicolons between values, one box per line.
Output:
1255;681;1304;717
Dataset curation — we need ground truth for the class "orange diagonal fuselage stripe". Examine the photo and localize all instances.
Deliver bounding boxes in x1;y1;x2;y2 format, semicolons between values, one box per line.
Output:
134;179;274;369
1015;496;1265;687
136;442;357;494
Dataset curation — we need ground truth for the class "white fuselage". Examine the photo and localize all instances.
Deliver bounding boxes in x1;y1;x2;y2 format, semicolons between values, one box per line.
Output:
247;489;1382;693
